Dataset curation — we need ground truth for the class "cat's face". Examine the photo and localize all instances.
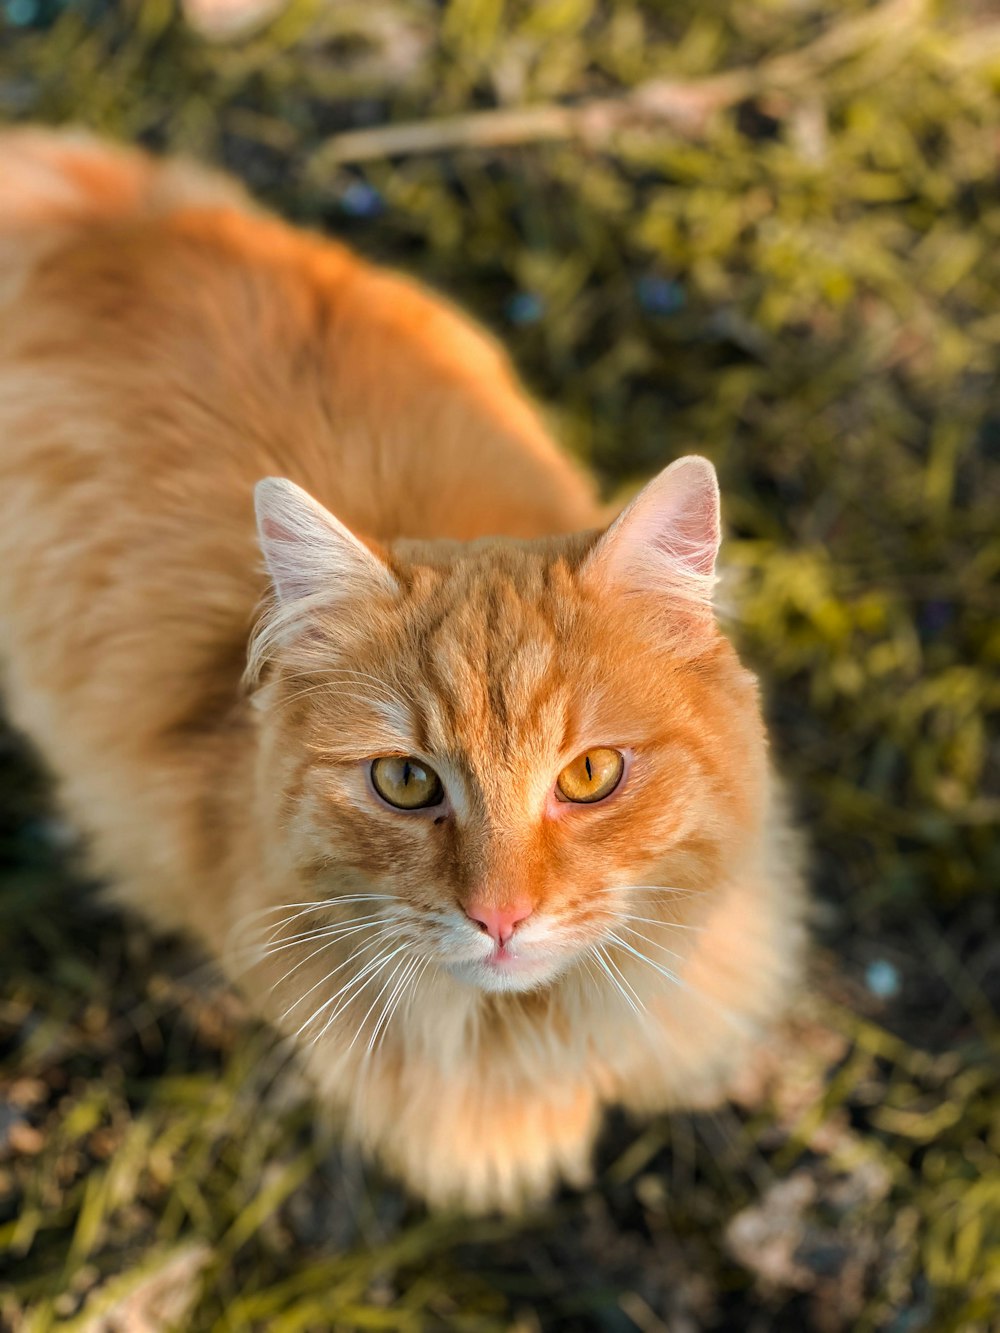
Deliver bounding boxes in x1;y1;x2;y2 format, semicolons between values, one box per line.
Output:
250;460;767;996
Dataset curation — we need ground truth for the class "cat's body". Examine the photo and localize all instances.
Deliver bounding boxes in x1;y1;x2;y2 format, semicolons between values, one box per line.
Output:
0;130;805;1209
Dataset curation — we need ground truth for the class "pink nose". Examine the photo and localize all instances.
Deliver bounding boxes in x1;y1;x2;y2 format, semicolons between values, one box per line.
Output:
465;900;533;946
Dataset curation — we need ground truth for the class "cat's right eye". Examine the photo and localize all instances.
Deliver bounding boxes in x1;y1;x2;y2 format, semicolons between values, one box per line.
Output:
370;756;444;811
556;747;625;804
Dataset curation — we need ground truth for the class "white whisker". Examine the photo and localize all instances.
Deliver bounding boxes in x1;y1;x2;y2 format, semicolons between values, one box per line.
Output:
609;933;756;1037
299;947;396;1043
230;894;399;940
304;938;414;1045
268;919;398;993
356;956;429;1097
606;932;685;990
591;887;701;908
593;945;643;1018
351;952;413;1055
313;940;415;1048
254;913;397;960
617;922;688;965
366;953;423;1055
599;943;648;1014
227;916;393;976
280;924;400;1020
617;911;703;933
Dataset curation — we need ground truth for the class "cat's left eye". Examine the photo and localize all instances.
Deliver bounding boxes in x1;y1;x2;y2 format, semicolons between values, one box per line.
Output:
556;748;625;804
371;756;444;810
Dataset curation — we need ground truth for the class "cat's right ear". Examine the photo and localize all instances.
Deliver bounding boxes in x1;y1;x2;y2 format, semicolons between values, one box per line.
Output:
581;455;721;608
254;477;398;605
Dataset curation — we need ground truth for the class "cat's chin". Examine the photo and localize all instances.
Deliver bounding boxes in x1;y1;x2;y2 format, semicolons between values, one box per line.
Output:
444;950;569;995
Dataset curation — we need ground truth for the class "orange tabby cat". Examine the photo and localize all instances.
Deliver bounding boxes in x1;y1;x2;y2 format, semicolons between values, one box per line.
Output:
0;128;805;1210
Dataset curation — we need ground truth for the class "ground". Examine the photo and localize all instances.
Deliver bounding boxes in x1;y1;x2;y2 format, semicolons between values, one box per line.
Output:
0;1;998;1329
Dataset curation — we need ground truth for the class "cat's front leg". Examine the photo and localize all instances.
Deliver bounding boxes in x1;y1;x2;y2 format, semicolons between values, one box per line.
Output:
344;1060;601;1213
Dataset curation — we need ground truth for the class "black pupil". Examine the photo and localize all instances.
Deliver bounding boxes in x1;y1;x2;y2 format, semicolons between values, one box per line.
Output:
402;760;412;786
585;755;593;781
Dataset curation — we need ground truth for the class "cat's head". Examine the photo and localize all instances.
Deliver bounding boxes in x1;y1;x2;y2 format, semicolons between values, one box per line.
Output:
247;458;767;996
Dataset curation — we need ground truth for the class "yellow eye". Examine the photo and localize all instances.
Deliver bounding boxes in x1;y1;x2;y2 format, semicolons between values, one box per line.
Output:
556;748;625;804
371;756;444;810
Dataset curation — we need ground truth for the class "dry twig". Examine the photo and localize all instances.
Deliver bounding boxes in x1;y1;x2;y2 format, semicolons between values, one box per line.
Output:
307;0;936;171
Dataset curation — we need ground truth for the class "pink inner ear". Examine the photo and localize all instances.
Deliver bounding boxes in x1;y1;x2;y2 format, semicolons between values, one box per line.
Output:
588;455;721;597
647;461;720;576
259;515;293;546
254;476;401;608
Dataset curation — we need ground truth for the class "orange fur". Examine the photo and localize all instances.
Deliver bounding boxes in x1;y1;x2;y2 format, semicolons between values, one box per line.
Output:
0;129;806;1211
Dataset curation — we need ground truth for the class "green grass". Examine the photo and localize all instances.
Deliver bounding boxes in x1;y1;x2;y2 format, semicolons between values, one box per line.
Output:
1;0;999;1328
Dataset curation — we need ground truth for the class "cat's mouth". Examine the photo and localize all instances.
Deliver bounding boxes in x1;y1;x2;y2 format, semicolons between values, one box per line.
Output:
446;940;568;993
482;942;538;977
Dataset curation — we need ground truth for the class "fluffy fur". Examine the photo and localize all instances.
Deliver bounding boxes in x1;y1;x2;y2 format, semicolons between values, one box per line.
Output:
0;129;806;1211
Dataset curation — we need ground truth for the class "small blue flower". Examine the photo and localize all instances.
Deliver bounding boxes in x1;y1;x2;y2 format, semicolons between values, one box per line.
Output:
919;599;954;635
505;291;544;325
338;180;384;219
865;959;900;1000
637;274;685;316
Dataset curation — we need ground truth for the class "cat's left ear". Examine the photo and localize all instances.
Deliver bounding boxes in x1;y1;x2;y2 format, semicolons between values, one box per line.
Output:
255;477;398;605
582;456;720;605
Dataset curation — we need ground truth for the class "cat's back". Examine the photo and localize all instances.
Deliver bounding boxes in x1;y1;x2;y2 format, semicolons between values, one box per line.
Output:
0;128;596;547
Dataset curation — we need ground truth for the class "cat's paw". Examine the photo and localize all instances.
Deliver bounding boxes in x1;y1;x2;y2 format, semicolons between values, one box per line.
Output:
359;1082;600;1213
